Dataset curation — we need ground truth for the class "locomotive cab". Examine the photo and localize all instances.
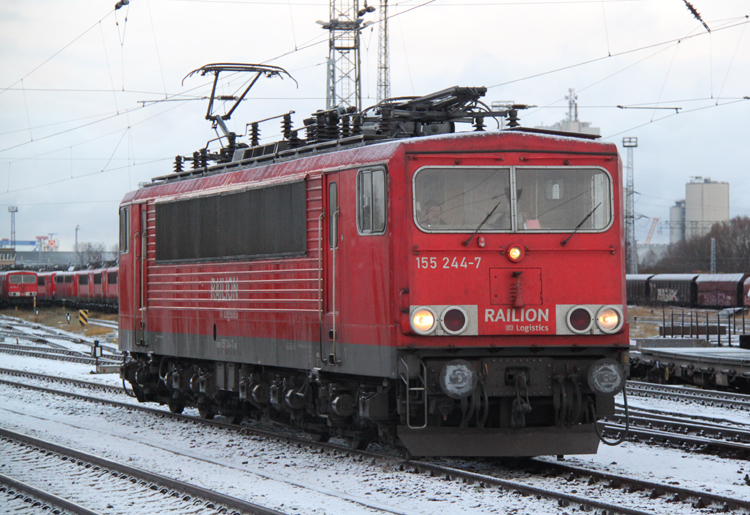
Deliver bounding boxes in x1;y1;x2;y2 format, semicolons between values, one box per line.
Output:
389;132;628;456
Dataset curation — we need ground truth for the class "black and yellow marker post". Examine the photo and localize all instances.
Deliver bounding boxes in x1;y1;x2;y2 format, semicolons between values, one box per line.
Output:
79;309;89;326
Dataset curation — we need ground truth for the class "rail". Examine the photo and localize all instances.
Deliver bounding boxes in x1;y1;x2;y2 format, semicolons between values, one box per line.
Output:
3;370;746;514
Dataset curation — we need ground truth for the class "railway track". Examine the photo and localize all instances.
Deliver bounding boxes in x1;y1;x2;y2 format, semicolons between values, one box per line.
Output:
2;369;748;514
614;406;750;440
88;317;118;329
0;427;285;515
0;342;120;365
626;380;750;409
0;314;118;349
0;473;100;515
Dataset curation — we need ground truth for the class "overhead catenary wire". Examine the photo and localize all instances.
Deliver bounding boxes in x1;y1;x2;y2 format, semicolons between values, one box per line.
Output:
0;99;194;194
146;0;169;98
2;157;172;195
651;40;682;121
1;2;748;210
100;22;121;115
0;9;116;96
716;20;747;103
524;42;680;120
487;17;750;89
603;96;750;140
20;80;33;142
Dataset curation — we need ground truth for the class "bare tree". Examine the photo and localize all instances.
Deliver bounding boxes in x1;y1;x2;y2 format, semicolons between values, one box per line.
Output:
642;216;750;273
76;242;106;267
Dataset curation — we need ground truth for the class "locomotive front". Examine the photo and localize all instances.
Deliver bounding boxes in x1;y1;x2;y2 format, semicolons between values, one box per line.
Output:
392;131;628;456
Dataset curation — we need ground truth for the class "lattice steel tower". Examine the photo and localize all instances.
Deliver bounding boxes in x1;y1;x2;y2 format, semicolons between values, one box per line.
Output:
8;206;17;248
320;1;374;111
377;1;390;103
622;137;638;274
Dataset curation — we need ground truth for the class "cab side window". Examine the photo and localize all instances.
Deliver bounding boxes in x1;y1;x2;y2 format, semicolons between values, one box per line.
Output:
120;207;129;254
357;167;386;235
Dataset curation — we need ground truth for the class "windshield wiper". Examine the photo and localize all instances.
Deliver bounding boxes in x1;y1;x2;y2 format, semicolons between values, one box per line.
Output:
463;198;504;247
561;202;601;247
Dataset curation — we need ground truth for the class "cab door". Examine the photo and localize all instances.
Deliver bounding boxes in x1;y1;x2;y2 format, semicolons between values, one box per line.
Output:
322;174;343;364
133;203;149;346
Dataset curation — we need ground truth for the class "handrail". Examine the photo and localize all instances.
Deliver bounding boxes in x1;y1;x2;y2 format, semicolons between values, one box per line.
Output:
317;212;325;364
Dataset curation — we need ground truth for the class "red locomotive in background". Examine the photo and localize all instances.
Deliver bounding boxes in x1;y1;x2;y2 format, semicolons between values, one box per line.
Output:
0;270;38;307
35;268;118;312
119;74;628;457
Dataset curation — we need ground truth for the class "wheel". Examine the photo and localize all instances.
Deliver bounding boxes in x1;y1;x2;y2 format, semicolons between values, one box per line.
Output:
345;437;369;451
198;407;215;420
168;399;184;415
307;432;330;443
227;412;243;425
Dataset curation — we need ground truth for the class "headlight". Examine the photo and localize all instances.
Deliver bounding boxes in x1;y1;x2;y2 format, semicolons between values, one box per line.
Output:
566;306;593;333
507;245;525;262
411;307;436;335
441;306;468;335
596;306;623;333
587;358;626;396
439;359;478;399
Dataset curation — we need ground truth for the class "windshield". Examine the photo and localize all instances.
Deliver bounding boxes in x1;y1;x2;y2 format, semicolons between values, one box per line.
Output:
515;168;611;231
414;166;611;233
414;168;512;232
9;274;35;284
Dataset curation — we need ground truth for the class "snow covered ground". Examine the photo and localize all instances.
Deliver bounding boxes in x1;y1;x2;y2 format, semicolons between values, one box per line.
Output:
1;350;750;513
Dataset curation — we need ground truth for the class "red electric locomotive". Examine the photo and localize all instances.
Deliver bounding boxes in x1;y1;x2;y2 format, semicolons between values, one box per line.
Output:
120;80;628;457
37;271;57;305
103;267;119;311
54;271;78;306
0;270;38;307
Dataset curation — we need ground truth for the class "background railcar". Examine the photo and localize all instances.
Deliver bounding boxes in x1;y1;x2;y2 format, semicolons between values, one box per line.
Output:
37;271;57;305
625;274;750;308
104;267;118;311
31;268;119;311
647;274;698;306
696;273;748;308
625;274;653;305
54;271;78;305
0;271;38;307
76;271;93;306
119;86;628;458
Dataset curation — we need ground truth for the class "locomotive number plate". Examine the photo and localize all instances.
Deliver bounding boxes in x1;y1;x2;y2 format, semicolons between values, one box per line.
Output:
415;256;482;269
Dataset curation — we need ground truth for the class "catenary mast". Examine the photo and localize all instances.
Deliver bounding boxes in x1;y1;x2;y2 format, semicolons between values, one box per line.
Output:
320;1;375;111
376;1;390;103
622;137;638;274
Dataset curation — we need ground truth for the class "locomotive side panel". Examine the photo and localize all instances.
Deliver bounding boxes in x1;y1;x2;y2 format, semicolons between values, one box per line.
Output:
122;180;321;370
121;149;400;378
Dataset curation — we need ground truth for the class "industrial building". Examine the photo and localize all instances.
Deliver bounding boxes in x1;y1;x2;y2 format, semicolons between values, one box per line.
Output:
669;177;730;243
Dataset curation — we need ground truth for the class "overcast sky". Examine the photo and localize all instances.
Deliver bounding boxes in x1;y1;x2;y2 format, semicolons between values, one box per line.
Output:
1;0;748;251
